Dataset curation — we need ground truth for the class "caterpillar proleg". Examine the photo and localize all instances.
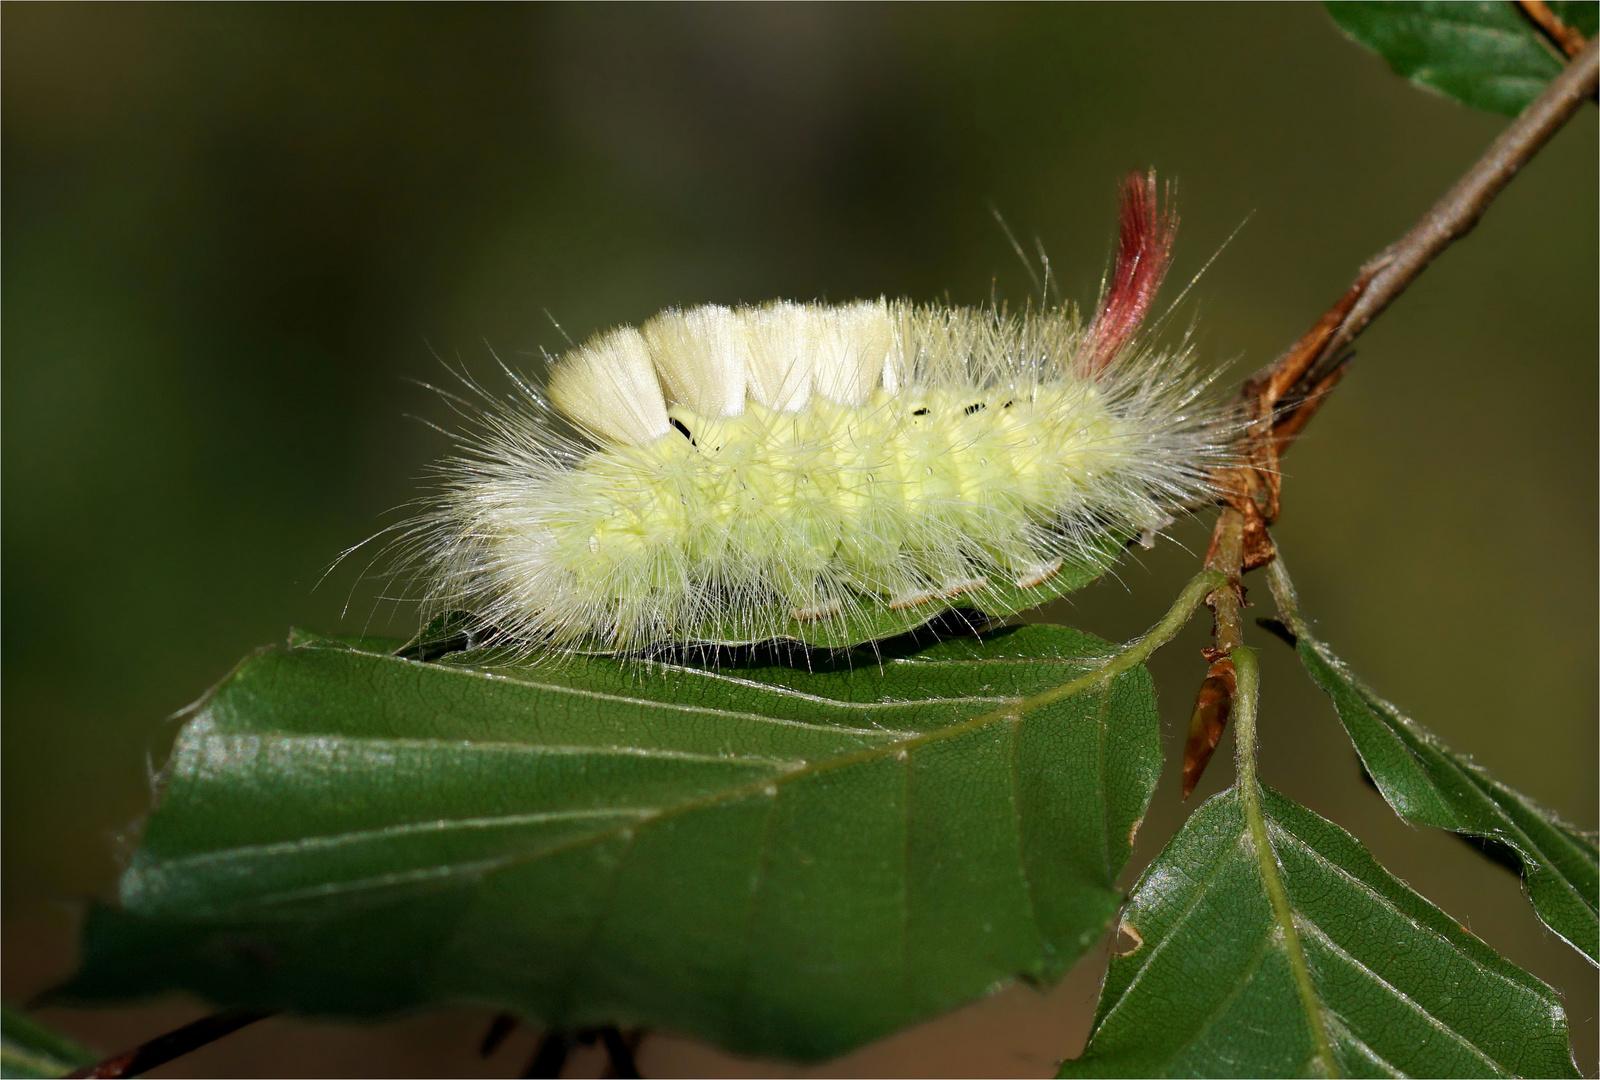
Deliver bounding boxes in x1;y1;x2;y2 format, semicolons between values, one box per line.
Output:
402;173;1237;655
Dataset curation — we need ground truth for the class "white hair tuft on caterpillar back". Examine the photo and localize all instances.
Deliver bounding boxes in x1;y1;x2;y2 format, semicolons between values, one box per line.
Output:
393;172;1241;657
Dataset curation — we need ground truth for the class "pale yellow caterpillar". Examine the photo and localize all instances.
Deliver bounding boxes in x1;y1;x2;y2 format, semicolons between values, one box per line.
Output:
400;173;1237;655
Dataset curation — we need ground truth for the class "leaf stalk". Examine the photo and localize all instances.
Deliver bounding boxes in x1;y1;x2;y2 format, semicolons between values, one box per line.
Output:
1018;567;1226;714
1231;646;1338;1078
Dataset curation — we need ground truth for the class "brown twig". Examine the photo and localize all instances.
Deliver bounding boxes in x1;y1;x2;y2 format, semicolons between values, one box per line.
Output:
597;1027;644;1079
521;1026;644;1079
522;1030;571;1079
481;1012;520;1058
1181;34;1598;795
1305;36;1599;385
1201;509;1246;659
1213;34;1599;573
1518;0;1590;59
1183;508;1246;798
64;1009;275;1079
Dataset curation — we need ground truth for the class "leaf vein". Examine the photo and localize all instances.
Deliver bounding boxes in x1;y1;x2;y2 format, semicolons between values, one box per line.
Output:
1268;823;1558;1005
1296;921;1505;1073
376;651;914;737
142;807;659;869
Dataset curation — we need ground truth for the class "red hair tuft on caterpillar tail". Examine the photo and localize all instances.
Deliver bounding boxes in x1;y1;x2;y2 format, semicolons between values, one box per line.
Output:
1079;169;1178;378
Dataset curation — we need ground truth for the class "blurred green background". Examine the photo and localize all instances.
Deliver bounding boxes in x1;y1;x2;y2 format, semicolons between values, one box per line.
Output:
4;4;1594;1077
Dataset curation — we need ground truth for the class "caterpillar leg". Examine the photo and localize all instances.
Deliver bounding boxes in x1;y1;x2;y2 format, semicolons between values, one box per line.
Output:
937;577;988;599
1012;557;1064;588
888;576;989;609
789;598;844;622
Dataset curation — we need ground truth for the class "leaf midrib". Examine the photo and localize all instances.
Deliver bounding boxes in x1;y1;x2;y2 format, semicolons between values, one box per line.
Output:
1233;648;1338;1079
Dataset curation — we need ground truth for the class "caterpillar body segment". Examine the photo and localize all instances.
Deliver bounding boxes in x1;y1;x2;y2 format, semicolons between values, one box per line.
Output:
412;296;1236;655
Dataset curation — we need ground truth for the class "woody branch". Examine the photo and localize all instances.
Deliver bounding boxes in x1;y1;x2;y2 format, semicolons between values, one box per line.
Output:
1180;36;1598;795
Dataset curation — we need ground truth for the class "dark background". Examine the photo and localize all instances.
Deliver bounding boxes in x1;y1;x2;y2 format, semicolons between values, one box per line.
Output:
4;4;1595;1076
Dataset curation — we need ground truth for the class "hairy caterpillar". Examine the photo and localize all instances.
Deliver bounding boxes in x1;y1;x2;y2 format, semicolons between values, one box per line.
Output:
400;173;1236;655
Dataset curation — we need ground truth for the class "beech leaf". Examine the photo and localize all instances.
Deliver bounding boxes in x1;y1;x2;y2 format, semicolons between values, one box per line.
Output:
1270;573;1599;966
1061;785;1580;1078
1327;1;1571;116
56;622;1161;1062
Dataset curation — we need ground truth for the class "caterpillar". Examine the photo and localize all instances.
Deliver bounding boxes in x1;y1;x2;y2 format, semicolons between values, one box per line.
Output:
400;172;1236;656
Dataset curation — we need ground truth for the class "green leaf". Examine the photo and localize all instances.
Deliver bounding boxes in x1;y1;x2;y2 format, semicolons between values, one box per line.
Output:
57;621;1163;1062
1060;785;1580;1078
1326;1;1567;116
1;1007;95;1080
1267;566;1599;967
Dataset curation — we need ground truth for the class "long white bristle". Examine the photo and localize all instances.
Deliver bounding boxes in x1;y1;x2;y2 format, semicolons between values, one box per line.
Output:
398;297;1239;657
